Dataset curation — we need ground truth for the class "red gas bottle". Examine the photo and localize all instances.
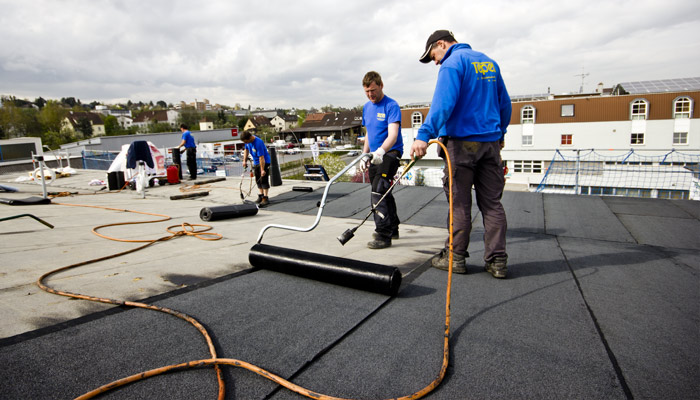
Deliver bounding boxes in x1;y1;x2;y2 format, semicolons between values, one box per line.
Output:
167;165;180;184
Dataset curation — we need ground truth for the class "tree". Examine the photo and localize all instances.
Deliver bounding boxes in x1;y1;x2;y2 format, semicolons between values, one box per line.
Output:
38;100;67;134
0;101;41;138
61;97;78;108
34;97;47;109
156;100;167;109
75;117;93;138
148;121;175;134
42;130;76;149
177;110;202;130
103;115;120;136
296;110;307;126
237;117;249;130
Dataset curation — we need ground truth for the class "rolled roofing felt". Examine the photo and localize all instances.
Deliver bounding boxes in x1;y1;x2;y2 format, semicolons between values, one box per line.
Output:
200;203;258;221
292;186;314;192
249;244;402;296
170;191;209;200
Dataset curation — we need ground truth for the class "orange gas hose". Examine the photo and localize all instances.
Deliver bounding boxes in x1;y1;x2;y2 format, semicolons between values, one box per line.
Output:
42;139;454;400
37;203;226;400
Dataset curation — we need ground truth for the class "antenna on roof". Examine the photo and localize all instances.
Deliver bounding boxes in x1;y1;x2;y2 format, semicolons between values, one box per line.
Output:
574;67;590;93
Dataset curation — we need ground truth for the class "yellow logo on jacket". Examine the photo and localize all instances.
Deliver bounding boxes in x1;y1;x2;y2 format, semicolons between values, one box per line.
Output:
472;62;496;75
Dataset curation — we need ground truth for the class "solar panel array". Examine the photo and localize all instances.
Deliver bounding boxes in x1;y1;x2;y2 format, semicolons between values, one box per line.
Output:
617;77;700;94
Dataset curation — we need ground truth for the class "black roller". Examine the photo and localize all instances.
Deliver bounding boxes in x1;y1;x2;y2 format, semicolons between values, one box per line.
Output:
200;203;258;221
249;244;402;296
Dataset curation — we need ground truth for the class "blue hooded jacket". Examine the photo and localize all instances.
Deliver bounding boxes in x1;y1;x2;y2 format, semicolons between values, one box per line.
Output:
416;43;511;143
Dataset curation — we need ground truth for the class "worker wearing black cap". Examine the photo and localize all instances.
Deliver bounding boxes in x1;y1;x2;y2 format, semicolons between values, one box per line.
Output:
410;30;512;278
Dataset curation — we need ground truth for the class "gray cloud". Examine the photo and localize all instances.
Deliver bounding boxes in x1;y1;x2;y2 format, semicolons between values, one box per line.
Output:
1;0;699;109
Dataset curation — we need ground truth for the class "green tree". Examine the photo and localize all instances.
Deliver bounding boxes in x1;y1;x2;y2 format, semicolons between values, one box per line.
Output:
38;100;67;134
75;117;93;138
148;121;175;133
34;97;47;109
0;101;41;138
238;117;249;130
296;110;307;126
61;97;78;108
177;110;202;130
156;100;167;108
103;115;120;135
42;130;76;149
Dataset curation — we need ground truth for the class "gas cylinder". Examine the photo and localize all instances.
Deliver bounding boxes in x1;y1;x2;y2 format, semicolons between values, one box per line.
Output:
167;165;180;184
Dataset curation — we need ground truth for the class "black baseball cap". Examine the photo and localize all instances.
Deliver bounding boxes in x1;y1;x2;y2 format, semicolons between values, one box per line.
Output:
419;30;456;63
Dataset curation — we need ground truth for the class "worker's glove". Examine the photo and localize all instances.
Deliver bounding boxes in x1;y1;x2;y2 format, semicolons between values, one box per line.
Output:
359;158;369;173
371;148;386;165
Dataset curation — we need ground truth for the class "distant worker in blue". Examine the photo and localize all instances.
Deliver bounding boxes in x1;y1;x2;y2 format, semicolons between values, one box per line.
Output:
410;30;512;278
241;130;271;207
177;123;197;181
361;71;404;249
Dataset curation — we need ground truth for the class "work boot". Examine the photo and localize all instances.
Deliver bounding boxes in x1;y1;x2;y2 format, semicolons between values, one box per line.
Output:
485;255;508;279
367;237;391;249
259;196;269;207
255;194;263;204
431;249;466;274
373;231;399;240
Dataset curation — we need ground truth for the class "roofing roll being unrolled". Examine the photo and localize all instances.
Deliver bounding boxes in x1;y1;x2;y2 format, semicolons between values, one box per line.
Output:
249;243;402;296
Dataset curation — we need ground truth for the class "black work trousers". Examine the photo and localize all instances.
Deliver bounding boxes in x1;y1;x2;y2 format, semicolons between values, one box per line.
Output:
368;151;401;240
440;139;507;262
186;147;197;179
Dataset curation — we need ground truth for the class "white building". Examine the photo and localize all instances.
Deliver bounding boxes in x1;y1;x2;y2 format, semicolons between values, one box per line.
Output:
400;77;700;200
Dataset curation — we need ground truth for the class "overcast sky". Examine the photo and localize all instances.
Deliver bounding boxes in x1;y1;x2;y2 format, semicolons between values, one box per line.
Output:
1;0;699;110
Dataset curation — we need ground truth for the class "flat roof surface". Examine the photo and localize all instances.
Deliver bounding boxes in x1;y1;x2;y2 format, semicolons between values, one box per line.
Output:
0;169;698;399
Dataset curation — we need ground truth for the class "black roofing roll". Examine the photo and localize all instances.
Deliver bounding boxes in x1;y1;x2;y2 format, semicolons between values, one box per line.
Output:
249;244;402;296
200;203;258;221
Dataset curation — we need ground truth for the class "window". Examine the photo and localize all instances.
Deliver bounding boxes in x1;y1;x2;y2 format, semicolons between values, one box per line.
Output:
631;99;648;120
631;133;645;145
561;104;574;117
411;112;423;128
521;105;535;124
561;134;573;145
658;190;689;200
673;97;692;119
522;134;533;146
513;160;542;173
673;132;688;145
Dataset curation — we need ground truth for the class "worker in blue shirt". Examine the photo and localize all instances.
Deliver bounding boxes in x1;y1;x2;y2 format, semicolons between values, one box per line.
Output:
410;30;512;278
177;124;197;180
241;130;272;207
361;71;403;249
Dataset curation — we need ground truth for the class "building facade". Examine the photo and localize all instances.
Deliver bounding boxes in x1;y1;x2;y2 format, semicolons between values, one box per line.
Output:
399;78;700;199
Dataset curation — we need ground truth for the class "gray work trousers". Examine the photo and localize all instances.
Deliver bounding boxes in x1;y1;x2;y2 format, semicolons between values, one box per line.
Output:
440;139;507;262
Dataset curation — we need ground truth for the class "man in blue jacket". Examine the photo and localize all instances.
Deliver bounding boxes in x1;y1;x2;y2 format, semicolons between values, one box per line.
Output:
410;30;512;278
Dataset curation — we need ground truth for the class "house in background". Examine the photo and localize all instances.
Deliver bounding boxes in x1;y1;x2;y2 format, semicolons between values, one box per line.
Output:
62;111;106;137
199;117;214;131
132;110;180;132
243;115;272;132
291;111;362;144
270;114;299;132
400;77;700;199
